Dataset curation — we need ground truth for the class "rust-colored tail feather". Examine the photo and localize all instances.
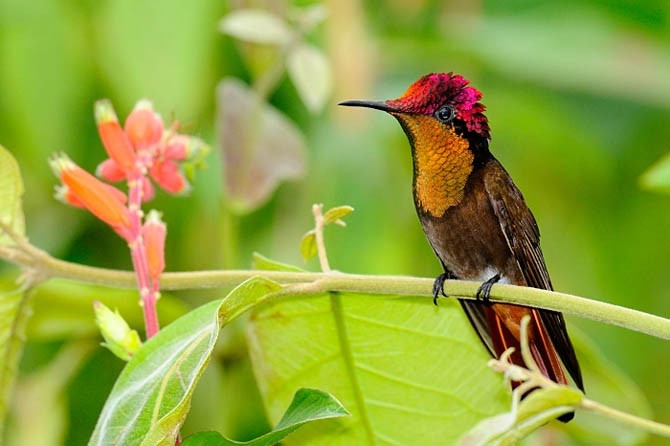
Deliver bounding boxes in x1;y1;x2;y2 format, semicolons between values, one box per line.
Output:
486;305;574;422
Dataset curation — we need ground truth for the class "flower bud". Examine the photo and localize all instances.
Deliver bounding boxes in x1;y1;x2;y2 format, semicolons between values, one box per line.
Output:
142;210;166;281
93;301;142;361
125;100;164;150
95;99;136;173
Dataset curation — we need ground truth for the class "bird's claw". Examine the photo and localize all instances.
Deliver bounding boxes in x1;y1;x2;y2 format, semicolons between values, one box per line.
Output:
432;272;453;305
475;273;501;304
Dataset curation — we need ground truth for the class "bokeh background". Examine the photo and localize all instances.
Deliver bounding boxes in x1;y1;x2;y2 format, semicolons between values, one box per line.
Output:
0;0;668;444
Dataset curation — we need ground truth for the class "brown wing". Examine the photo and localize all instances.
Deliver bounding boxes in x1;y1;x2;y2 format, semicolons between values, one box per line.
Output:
482;158;584;391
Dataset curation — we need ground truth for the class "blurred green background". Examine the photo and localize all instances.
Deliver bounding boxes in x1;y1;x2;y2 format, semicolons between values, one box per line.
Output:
0;0;668;444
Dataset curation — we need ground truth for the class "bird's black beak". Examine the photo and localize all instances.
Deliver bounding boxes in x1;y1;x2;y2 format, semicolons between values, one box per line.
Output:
338;99;397;113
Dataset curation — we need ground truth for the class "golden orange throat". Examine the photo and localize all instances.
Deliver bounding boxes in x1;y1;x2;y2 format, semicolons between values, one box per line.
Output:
397;115;474;217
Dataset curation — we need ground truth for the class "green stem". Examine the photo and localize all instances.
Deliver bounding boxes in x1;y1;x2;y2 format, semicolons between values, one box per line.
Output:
2;246;670;340
581;398;670;437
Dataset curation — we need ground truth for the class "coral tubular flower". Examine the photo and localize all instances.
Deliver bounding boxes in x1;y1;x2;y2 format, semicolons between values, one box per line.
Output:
50;154;132;240
142;210;166;281
95;99;137;173
125;100;164;150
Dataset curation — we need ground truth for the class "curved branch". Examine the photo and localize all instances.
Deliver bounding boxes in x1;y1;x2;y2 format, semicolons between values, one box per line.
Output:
2;247;670;340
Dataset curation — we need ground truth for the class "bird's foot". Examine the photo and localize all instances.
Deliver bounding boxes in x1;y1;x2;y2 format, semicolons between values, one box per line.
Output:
476;273;501;304
432;271;455;305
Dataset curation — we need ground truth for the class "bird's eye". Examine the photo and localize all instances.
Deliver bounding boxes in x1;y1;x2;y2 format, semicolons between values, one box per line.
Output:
434;105;455;123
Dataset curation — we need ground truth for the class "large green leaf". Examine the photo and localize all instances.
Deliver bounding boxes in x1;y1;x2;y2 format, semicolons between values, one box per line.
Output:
246;293;509;445
0;285;32;440
0;145;25;246
182;388;348;446
89;277;282;446
0;146;28;438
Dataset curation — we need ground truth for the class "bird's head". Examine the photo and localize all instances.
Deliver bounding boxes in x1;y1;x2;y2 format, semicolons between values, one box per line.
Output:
339;72;490;140
340;73;491;216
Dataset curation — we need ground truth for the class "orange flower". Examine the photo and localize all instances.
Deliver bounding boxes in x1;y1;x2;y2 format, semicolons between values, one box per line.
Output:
50;154;132;240
95;99;136;173
125;100;164;150
142;210;166;281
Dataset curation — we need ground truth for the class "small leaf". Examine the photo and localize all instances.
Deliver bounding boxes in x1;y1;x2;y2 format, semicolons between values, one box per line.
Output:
219;9;292;45
287;43;333;113
639;152;670;194
182;388;348;446
300;230;317;261
322;205;354;225
515;386;582;423
252;252;305;272
0;146;25;246
89;277;283;446
217;78;306;213
459;387;582;446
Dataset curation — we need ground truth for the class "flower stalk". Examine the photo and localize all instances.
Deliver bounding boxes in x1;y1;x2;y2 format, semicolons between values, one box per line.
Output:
46;98;208;339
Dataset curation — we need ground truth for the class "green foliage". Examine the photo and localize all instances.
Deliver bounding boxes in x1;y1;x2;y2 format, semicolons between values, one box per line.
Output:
0;146;25;247
247;258;509;445
1;0;669;445
182;388;348;446
89;277;348;445
461;387;583;446
89;278;279;445
0;286;28;441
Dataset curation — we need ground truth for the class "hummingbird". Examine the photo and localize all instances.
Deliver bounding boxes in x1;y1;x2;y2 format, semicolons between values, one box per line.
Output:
340;73;583;421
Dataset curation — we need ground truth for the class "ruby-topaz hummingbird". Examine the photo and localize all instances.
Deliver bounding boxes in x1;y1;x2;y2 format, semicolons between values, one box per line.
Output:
340;73;583;422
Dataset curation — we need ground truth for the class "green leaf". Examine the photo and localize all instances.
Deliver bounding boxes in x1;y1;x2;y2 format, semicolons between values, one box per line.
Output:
460;387;582;446
247;294;509;445
219;9;292;45
217;78;306;213
639;152;670;194
89;277;282;446
322;205;354;226
299;230;317;261
286;43;333;113
252;252;305;272
0;146;25;246
182;388;348;446
0;285;31;439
